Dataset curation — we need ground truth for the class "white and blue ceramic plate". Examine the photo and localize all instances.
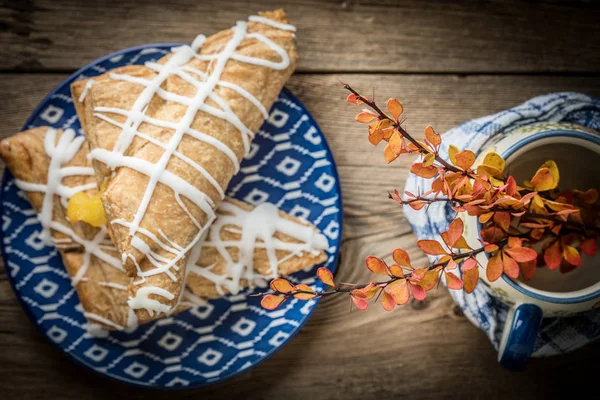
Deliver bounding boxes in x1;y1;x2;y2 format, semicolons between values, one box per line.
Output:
0;44;342;388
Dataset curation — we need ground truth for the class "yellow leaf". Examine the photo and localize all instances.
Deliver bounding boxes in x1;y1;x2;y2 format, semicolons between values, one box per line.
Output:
531;167;556;192
423;152;435;167
476;152;505;177
448;145;459;165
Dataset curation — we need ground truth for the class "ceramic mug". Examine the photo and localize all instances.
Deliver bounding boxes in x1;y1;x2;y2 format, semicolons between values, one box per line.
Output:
461;122;600;370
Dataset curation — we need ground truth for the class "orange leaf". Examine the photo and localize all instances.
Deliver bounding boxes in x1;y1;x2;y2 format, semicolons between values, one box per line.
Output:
381;291;396;311
484;243;499;253
502;254;520;279
424;125;441;150
410;268;428;282
261;294;286;310
392;248;412;268
480;226;506;243
507;237;522;248
386;279;410;305
384;131;404;163
351;295;369;311
418;270;440;291
493;212;511;232
463;267;479;294
454;150;476;170
444;271;463;290
386;98;403;120
581;238;597;256
368;129;384;145
486;252;503;281
410;162;438;178
544;240;562;270
316;267;336;288
563;246;581;267
519;260;536;281
270;278;294;293
479;212;494;224
504;247;537;263
388;264;405;278
409;282;426;301
365;256;389;275
293;284;317;300
531;165;558;192
355;111;378;124
446;218;464;248
417;239;447;256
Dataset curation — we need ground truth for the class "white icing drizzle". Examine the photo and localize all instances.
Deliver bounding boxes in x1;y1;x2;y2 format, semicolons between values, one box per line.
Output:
249;15;297;32
78;79;95;102
188;200;328;296
88;15;295;317
13;128;126;330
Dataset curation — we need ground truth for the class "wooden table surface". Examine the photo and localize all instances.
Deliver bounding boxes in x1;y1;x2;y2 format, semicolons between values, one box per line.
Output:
2;1;600;398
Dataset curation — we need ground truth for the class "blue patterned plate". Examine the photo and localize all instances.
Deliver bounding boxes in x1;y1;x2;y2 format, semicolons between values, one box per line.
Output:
0;44;342;388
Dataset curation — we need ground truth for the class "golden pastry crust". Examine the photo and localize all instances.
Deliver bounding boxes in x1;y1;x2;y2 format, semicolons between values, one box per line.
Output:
1;127;327;330
73;10;298;323
0;127;98;245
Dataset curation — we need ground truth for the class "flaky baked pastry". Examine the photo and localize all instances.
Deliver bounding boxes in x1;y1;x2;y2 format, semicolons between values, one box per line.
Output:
0;127;328;331
71;9;299;322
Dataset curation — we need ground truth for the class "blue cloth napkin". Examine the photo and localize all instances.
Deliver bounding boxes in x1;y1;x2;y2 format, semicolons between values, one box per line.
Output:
403;92;600;356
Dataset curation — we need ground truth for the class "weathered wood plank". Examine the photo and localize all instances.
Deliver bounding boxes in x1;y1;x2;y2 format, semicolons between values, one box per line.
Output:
2;73;600;169
1;0;600;73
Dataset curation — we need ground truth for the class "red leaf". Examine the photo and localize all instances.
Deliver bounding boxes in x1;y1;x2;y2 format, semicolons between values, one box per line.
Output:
480;226;506;244
506;176;518;196
486;253;503;281
392;248;412;268
417;240;447;256
504;246;538;263
508;237;522;248
365;256;389;275
544;240;562;270
386;279;410;305
261;294;285;310
462;267;479;294
409;283;426;301
351;295;369;311
446;218;464;248
581;238;598;256
346;93;363;104
445;271;463;290
270;278;294;293
461;258;477;271
386;98;403;120
381;290;396;311
316;267;336;288
502;254;520;279
563;246;582;267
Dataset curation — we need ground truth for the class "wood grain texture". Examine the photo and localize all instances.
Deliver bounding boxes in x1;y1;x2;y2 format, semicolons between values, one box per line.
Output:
1;72;600;398
2;0;600;73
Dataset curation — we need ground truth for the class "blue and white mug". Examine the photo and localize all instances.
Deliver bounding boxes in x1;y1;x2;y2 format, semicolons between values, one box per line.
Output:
461;122;600;370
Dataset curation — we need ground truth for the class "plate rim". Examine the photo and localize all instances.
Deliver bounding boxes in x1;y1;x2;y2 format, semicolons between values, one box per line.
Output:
0;43;343;389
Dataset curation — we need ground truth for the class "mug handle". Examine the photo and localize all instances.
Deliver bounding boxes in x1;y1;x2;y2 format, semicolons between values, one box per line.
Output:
497;303;543;370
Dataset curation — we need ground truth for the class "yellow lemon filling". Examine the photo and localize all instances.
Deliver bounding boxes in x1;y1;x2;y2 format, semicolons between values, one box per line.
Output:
67;192;107;227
